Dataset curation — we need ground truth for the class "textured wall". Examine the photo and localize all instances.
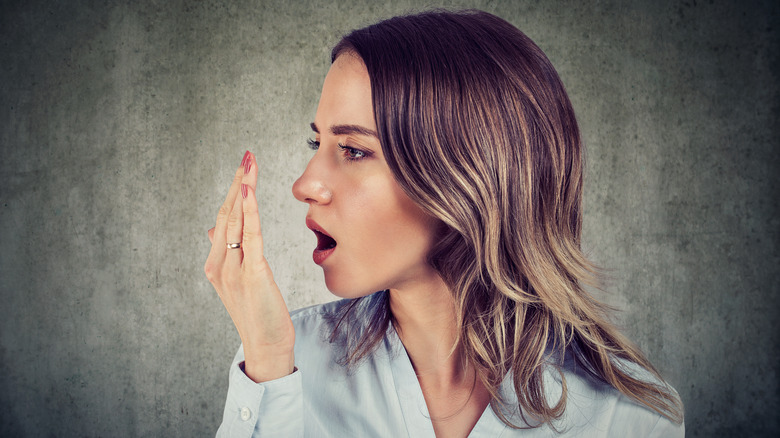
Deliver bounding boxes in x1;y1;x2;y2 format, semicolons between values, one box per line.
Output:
0;0;776;436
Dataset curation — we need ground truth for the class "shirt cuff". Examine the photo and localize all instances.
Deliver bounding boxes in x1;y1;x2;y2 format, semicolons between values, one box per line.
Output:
217;350;303;437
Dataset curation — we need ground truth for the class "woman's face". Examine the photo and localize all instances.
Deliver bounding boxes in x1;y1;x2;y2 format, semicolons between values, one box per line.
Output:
292;54;440;298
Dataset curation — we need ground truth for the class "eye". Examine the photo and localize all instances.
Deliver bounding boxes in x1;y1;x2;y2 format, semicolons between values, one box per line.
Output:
338;143;370;162
306;139;320;150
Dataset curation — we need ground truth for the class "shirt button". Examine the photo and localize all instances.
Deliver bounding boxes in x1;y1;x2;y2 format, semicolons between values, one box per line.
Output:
240;407;252;421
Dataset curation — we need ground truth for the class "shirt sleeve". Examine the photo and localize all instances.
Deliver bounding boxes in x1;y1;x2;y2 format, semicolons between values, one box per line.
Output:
216;344;303;438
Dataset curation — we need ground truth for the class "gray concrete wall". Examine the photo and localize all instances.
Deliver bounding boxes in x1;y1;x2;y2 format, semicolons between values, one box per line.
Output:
0;0;776;436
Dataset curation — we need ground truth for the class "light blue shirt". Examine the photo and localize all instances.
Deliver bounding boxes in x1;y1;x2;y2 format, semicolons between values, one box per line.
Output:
217;297;684;437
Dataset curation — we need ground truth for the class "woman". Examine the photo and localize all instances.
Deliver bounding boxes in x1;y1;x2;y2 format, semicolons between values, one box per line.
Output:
206;10;684;437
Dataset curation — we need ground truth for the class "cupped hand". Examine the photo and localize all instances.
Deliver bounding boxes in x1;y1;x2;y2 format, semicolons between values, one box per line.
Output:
204;151;295;382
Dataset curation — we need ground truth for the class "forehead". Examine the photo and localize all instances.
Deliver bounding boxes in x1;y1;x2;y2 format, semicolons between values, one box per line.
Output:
315;55;375;131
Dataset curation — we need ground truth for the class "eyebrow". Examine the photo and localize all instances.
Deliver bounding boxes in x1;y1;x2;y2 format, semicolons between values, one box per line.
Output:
310;122;378;138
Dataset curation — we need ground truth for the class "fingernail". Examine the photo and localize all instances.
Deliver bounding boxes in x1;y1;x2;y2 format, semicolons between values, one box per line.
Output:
241;183;248;199
241;150;251;173
243;151;252;175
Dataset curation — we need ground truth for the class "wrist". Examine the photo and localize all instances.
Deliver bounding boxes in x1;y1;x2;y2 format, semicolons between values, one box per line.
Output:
242;350;295;383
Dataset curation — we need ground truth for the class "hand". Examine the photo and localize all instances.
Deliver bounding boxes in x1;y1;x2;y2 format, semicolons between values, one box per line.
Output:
204;151;295;382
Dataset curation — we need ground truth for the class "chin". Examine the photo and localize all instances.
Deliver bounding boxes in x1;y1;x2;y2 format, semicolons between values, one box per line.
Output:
323;270;381;300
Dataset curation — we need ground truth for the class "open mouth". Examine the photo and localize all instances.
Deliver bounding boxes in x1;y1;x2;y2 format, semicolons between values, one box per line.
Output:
306;218;337;265
314;229;337;251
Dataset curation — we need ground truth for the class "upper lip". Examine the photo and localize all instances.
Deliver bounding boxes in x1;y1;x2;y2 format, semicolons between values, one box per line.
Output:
306;218;333;239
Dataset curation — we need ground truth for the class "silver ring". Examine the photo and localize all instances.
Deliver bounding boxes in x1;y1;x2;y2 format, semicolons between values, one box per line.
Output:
226;242;241;249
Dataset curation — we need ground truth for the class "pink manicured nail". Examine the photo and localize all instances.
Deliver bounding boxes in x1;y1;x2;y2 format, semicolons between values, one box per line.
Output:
241;150;251;173
241;183;248;199
243;151;252;175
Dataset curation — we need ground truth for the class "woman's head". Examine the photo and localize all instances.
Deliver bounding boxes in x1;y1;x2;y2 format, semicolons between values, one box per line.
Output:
332;10;589;321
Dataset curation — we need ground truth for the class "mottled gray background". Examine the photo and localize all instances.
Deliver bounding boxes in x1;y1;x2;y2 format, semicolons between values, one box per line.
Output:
0;0;777;436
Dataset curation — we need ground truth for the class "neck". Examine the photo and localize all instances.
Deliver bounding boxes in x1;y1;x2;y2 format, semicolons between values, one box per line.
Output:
388;274;491;436
389;274;468;387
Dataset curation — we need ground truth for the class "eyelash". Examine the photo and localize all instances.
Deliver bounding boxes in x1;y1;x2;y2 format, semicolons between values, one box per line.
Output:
306;139;370;162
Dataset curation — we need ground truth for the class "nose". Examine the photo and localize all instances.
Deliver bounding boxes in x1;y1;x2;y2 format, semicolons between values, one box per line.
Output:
292;154;332;205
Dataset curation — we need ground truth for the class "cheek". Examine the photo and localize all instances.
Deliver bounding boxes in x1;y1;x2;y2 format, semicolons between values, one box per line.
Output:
328;172;439;296
353;181;436;266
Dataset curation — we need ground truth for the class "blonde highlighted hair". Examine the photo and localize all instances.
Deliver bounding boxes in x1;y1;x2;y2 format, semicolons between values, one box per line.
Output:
327;9;683;428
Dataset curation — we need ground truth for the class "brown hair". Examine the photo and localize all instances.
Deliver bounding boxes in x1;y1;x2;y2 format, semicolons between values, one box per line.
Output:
327;9;683;428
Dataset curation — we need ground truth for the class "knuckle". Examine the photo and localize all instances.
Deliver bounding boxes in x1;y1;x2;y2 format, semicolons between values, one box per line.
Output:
217;204;231;220
204;262;219;282
226;210;242;228
242;226;258;239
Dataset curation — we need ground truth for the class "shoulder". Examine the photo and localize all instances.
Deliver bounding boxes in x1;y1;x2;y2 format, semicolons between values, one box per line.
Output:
288;298;349;341
285;299;352;373
289;290;388;341
288;291;394;378
556;356;684;437
495;354;684;437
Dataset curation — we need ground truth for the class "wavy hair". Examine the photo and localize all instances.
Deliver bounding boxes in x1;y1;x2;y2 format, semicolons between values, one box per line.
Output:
326;9;683;428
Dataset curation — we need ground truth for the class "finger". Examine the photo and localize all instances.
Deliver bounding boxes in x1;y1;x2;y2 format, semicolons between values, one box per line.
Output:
225;181;245;269
240;152;264;271
208;227;215;244
206;152;250;265
242;151;258;194
241;183;265;275
239;151;261;265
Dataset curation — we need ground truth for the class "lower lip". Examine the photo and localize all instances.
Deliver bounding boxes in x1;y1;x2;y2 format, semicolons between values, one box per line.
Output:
312;247;335;265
